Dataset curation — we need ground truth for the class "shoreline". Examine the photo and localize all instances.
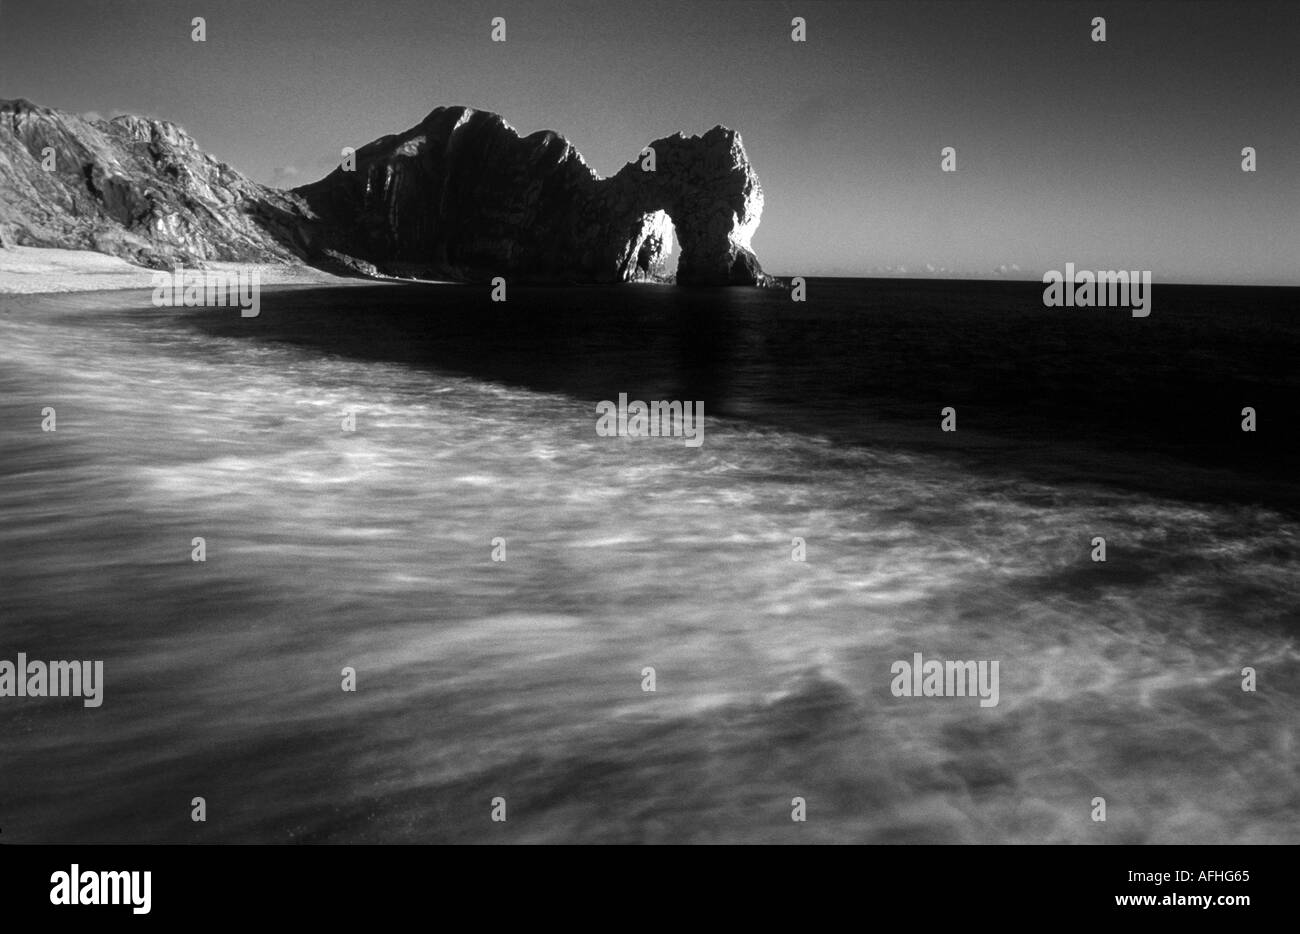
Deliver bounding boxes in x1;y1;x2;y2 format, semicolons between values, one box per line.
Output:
0;245;441;295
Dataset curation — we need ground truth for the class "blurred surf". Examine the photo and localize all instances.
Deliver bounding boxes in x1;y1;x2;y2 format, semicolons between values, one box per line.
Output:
0;280;1296;843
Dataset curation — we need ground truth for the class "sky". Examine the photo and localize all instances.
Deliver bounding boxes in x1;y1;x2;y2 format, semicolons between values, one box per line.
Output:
1;0;1296;284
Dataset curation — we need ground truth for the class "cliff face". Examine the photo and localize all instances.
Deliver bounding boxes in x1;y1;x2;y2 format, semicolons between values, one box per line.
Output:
0;98;312;269
0;99;773;286
296;106;773;286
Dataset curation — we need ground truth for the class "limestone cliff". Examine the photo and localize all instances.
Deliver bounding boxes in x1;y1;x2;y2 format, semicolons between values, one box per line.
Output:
296;106;773;285
0;98;311;269
0;99;774;286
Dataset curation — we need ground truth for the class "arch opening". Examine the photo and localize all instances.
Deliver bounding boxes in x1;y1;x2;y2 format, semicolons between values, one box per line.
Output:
630;209;678;283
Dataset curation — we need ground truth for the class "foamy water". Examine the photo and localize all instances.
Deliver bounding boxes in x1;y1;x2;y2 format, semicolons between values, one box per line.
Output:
1;289;1297;843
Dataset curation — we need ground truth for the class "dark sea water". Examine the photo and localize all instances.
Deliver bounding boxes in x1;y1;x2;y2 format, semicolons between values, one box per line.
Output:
1;277;1297;843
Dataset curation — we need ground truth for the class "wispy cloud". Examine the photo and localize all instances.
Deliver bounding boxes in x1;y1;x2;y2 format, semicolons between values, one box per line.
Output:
268;165;301;188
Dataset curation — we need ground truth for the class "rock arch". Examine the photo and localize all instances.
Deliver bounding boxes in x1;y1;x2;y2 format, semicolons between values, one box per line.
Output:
602;126;770;285
295;107;775;286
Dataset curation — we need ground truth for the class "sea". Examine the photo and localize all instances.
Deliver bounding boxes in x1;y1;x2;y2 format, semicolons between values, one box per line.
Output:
1;277;1297;843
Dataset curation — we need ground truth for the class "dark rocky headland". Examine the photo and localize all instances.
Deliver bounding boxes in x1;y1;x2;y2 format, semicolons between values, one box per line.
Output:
0;98;775;286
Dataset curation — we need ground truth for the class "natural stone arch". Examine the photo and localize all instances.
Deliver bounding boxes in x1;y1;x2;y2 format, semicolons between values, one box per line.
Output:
601;126;769;286
295;107;774;286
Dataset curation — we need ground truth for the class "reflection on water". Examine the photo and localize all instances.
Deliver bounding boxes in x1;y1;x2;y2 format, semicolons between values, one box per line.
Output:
0;284;1297;843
